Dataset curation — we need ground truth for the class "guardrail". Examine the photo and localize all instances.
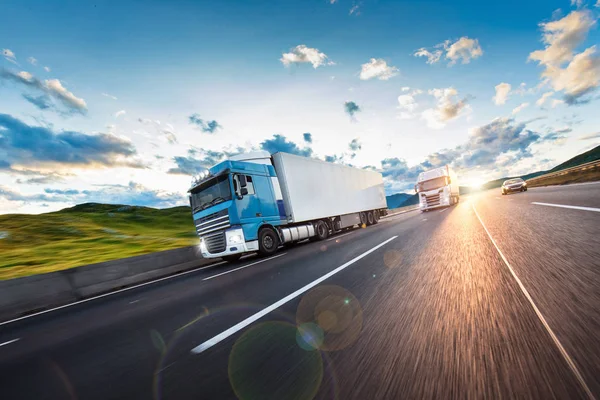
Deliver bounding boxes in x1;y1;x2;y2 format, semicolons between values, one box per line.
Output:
526;159;600;185
0;246;211;322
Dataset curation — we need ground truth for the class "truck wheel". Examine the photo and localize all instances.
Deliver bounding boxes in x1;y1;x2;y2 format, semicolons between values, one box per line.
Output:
367;211;374;225
258;227;279;256
373;210;380;224
222;254;242;263
313;220;329;241
359;212;367;226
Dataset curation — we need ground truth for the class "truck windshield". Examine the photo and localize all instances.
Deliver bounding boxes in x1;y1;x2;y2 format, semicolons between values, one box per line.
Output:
417;176;447;192
190;174;231;213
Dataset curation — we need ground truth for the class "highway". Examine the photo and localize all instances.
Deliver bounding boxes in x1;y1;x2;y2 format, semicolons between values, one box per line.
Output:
0;182;599;399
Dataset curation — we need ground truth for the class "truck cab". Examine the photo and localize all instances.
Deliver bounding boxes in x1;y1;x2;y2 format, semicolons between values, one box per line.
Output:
415;165;459;211
188;152;285;261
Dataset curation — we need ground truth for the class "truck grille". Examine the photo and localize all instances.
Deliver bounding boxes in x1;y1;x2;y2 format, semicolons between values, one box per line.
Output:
195;209;230;236
425;194;440;207
203;231;226;254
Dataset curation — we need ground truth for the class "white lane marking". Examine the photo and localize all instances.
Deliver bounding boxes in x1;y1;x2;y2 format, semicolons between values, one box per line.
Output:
191;236;398;354
472;204;595;400
203;254;286;281
438;208;448;213
422;218;427;221
532;202;600;213
0;338;19;347
0;260;229;327
326;231;354;242
129;300;139;304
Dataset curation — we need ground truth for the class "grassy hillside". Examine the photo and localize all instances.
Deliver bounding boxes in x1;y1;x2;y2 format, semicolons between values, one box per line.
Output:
0;203;197;280
549;144;600;172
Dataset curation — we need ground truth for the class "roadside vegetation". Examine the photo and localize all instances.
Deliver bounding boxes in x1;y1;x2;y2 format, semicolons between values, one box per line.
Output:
0;203;197;280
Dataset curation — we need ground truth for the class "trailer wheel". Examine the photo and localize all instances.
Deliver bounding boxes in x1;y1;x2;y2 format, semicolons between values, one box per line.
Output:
222;254;242;263
258;227;279;256
367;211;375;225
373;210;380;224
359;212;367;226
312;220;329;241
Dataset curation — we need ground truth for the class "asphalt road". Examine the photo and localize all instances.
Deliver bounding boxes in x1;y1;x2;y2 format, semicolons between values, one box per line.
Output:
0;182;599;399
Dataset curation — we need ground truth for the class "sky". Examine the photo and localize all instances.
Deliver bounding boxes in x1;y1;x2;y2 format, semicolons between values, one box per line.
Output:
1;0;600;214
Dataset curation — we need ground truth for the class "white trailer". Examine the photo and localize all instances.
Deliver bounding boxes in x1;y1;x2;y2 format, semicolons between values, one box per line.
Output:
415;165;459;211
272;152;387;224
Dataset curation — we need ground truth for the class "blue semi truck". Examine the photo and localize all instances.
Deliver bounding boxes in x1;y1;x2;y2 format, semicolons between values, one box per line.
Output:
188;151;387;262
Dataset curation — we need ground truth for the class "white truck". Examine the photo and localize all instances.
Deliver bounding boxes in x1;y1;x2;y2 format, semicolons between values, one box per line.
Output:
189;151;388;261
414;165;459;212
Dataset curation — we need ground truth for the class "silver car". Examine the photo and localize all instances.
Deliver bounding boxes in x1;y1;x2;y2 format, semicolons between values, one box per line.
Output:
501;178;527;195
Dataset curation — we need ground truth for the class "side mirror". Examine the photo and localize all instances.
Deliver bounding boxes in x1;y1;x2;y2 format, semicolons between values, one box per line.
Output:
447;177;451;185
239;175;247;188
414;184;418;194
240;187;248;196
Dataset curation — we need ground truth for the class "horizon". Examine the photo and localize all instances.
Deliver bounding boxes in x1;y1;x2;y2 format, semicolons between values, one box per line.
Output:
2;0;600;214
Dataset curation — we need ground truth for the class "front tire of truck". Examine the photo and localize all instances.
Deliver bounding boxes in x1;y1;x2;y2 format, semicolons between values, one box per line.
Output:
222;254;242;263
258;227;279;256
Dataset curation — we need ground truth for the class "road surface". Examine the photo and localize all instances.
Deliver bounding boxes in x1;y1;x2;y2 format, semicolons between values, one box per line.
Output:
0;183;599;399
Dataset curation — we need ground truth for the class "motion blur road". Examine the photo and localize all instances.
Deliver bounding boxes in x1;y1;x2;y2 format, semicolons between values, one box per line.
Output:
0;183;599;400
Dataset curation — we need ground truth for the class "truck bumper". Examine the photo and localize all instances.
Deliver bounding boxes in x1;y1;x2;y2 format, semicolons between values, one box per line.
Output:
199;228;259;259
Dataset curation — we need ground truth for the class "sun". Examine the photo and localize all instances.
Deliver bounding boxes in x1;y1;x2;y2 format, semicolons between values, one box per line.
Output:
465;179;485;189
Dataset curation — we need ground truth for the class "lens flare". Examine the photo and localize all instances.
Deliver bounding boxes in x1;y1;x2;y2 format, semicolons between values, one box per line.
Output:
383;250;402;268
296;285;363;351
229;321;323;400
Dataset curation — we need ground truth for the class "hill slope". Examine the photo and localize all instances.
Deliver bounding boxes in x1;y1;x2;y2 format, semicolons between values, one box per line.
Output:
0;203;197;279
386;193;413;209
549;144;600;172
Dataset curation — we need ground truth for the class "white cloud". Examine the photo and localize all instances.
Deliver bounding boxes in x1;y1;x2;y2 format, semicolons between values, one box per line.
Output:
44;66;51;72
551;99;564;107
17;71;34;81
579;131;600;140
397;93;420;119
421;87;469;129
280;45;333;68
27;57;38;65
330;0;337;3
512;102;530;114
2;48;17;64
529;10;600;104
571;0;583;7
359;58;399;80
349;4;360;15
414;37;483;66
45;79;87;111
102;92;118;100
401;87;410;92
536;91;554;106
445;37;483;65
115;110;126;118
413;48;442;64
493;82;512;105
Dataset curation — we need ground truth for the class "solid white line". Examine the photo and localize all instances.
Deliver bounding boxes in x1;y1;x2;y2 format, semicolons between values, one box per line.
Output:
202;254;286;281
472;204;595;400
326;231;354;242
191;236;398;354
438;208;448;213
0;260;229;327
532;202;600;213
0;338;19;347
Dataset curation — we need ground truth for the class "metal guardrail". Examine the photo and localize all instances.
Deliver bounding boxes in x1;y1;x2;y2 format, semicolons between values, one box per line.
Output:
526;159;600;184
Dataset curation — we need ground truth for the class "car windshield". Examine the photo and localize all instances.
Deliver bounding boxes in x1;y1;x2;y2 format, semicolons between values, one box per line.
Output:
190;175;231;213
417;176;447;192
504;178;523;185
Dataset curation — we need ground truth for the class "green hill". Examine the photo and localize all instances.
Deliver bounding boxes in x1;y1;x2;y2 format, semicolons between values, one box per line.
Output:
0;203;197;279
549;144;600;172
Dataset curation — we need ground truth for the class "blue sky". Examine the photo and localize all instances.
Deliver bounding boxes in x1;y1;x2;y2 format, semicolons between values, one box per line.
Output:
1;0;599;213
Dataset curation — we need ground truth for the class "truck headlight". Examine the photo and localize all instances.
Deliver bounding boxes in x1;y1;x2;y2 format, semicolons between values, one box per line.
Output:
226;229;244;244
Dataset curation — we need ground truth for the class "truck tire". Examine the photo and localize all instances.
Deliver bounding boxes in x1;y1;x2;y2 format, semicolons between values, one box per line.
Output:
258;227;279;256
367;211;374;225
373;210;380;224
223;254;242;263
312;220;329;241
359;212;367;226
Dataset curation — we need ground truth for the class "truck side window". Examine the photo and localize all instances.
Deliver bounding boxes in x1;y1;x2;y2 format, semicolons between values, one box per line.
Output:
245;175;255;195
